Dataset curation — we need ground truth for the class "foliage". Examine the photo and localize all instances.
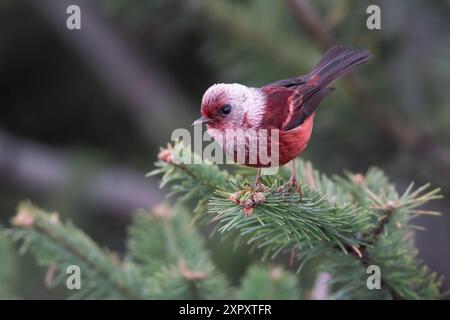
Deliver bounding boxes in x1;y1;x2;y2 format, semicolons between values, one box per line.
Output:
148;144;444;299
3;202;231;299
0;141;445;299
0;0;448;301
0;227;17;299
5;203;143;299
237;264;300;300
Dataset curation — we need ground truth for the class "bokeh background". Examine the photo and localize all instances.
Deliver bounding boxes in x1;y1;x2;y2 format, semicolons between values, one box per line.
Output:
0;0;449;298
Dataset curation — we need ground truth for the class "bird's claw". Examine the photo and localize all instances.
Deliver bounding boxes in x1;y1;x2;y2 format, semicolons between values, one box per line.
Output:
275;177;303;198
253;181;268;192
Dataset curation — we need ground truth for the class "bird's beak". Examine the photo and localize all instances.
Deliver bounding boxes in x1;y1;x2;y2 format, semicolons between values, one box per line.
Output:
192;116;213;126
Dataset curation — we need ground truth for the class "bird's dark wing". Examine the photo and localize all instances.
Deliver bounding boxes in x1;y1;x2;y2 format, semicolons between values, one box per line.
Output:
260;85;333;131
259;86;295;129
282;85;334;131
261;45;372;131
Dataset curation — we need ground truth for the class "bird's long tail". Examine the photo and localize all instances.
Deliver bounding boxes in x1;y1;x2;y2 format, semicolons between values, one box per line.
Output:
308;46;373;87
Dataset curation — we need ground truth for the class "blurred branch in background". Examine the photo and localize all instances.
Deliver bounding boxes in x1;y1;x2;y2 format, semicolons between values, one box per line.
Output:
285;0;450;177
0;129;163;216
285;0;332;49
28;0;194;146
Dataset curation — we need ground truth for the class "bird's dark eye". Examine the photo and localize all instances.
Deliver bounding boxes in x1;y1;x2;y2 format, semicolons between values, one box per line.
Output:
219;104;232;116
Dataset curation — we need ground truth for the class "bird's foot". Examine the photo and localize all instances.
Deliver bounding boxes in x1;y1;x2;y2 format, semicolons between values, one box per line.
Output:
251;168;268;192
275;176;303;198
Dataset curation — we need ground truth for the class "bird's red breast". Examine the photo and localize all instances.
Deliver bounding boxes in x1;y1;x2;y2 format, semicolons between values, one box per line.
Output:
249;86;316;167
219;86;317;167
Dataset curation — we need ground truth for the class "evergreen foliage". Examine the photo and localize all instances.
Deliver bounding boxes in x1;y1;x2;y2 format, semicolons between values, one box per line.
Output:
2;200;294;299
148;144;444;299
0;227;17;299
126;206;230;299
6;203;143;299
0;143;445;299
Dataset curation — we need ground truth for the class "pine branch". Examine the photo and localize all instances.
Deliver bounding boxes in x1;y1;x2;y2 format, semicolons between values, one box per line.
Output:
151;145;370;257
126;204;231;299
147;261;229;300
3;144;444;299
4;199;232;300
5;201;232;300
6;202;144;299
152;144;444;299
147;146;231;214
209;185;368;260
333;170;443;297
0;227;17;299
237;264;300;299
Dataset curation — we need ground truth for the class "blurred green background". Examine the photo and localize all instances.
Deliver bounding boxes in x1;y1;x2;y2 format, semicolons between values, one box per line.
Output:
0;0;449;298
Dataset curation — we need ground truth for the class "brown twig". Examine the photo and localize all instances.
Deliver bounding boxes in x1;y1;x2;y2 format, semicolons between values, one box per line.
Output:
0;129;164;216
349;204;404;299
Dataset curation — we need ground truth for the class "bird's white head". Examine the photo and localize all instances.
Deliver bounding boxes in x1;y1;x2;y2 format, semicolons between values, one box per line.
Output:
193;83;266;130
